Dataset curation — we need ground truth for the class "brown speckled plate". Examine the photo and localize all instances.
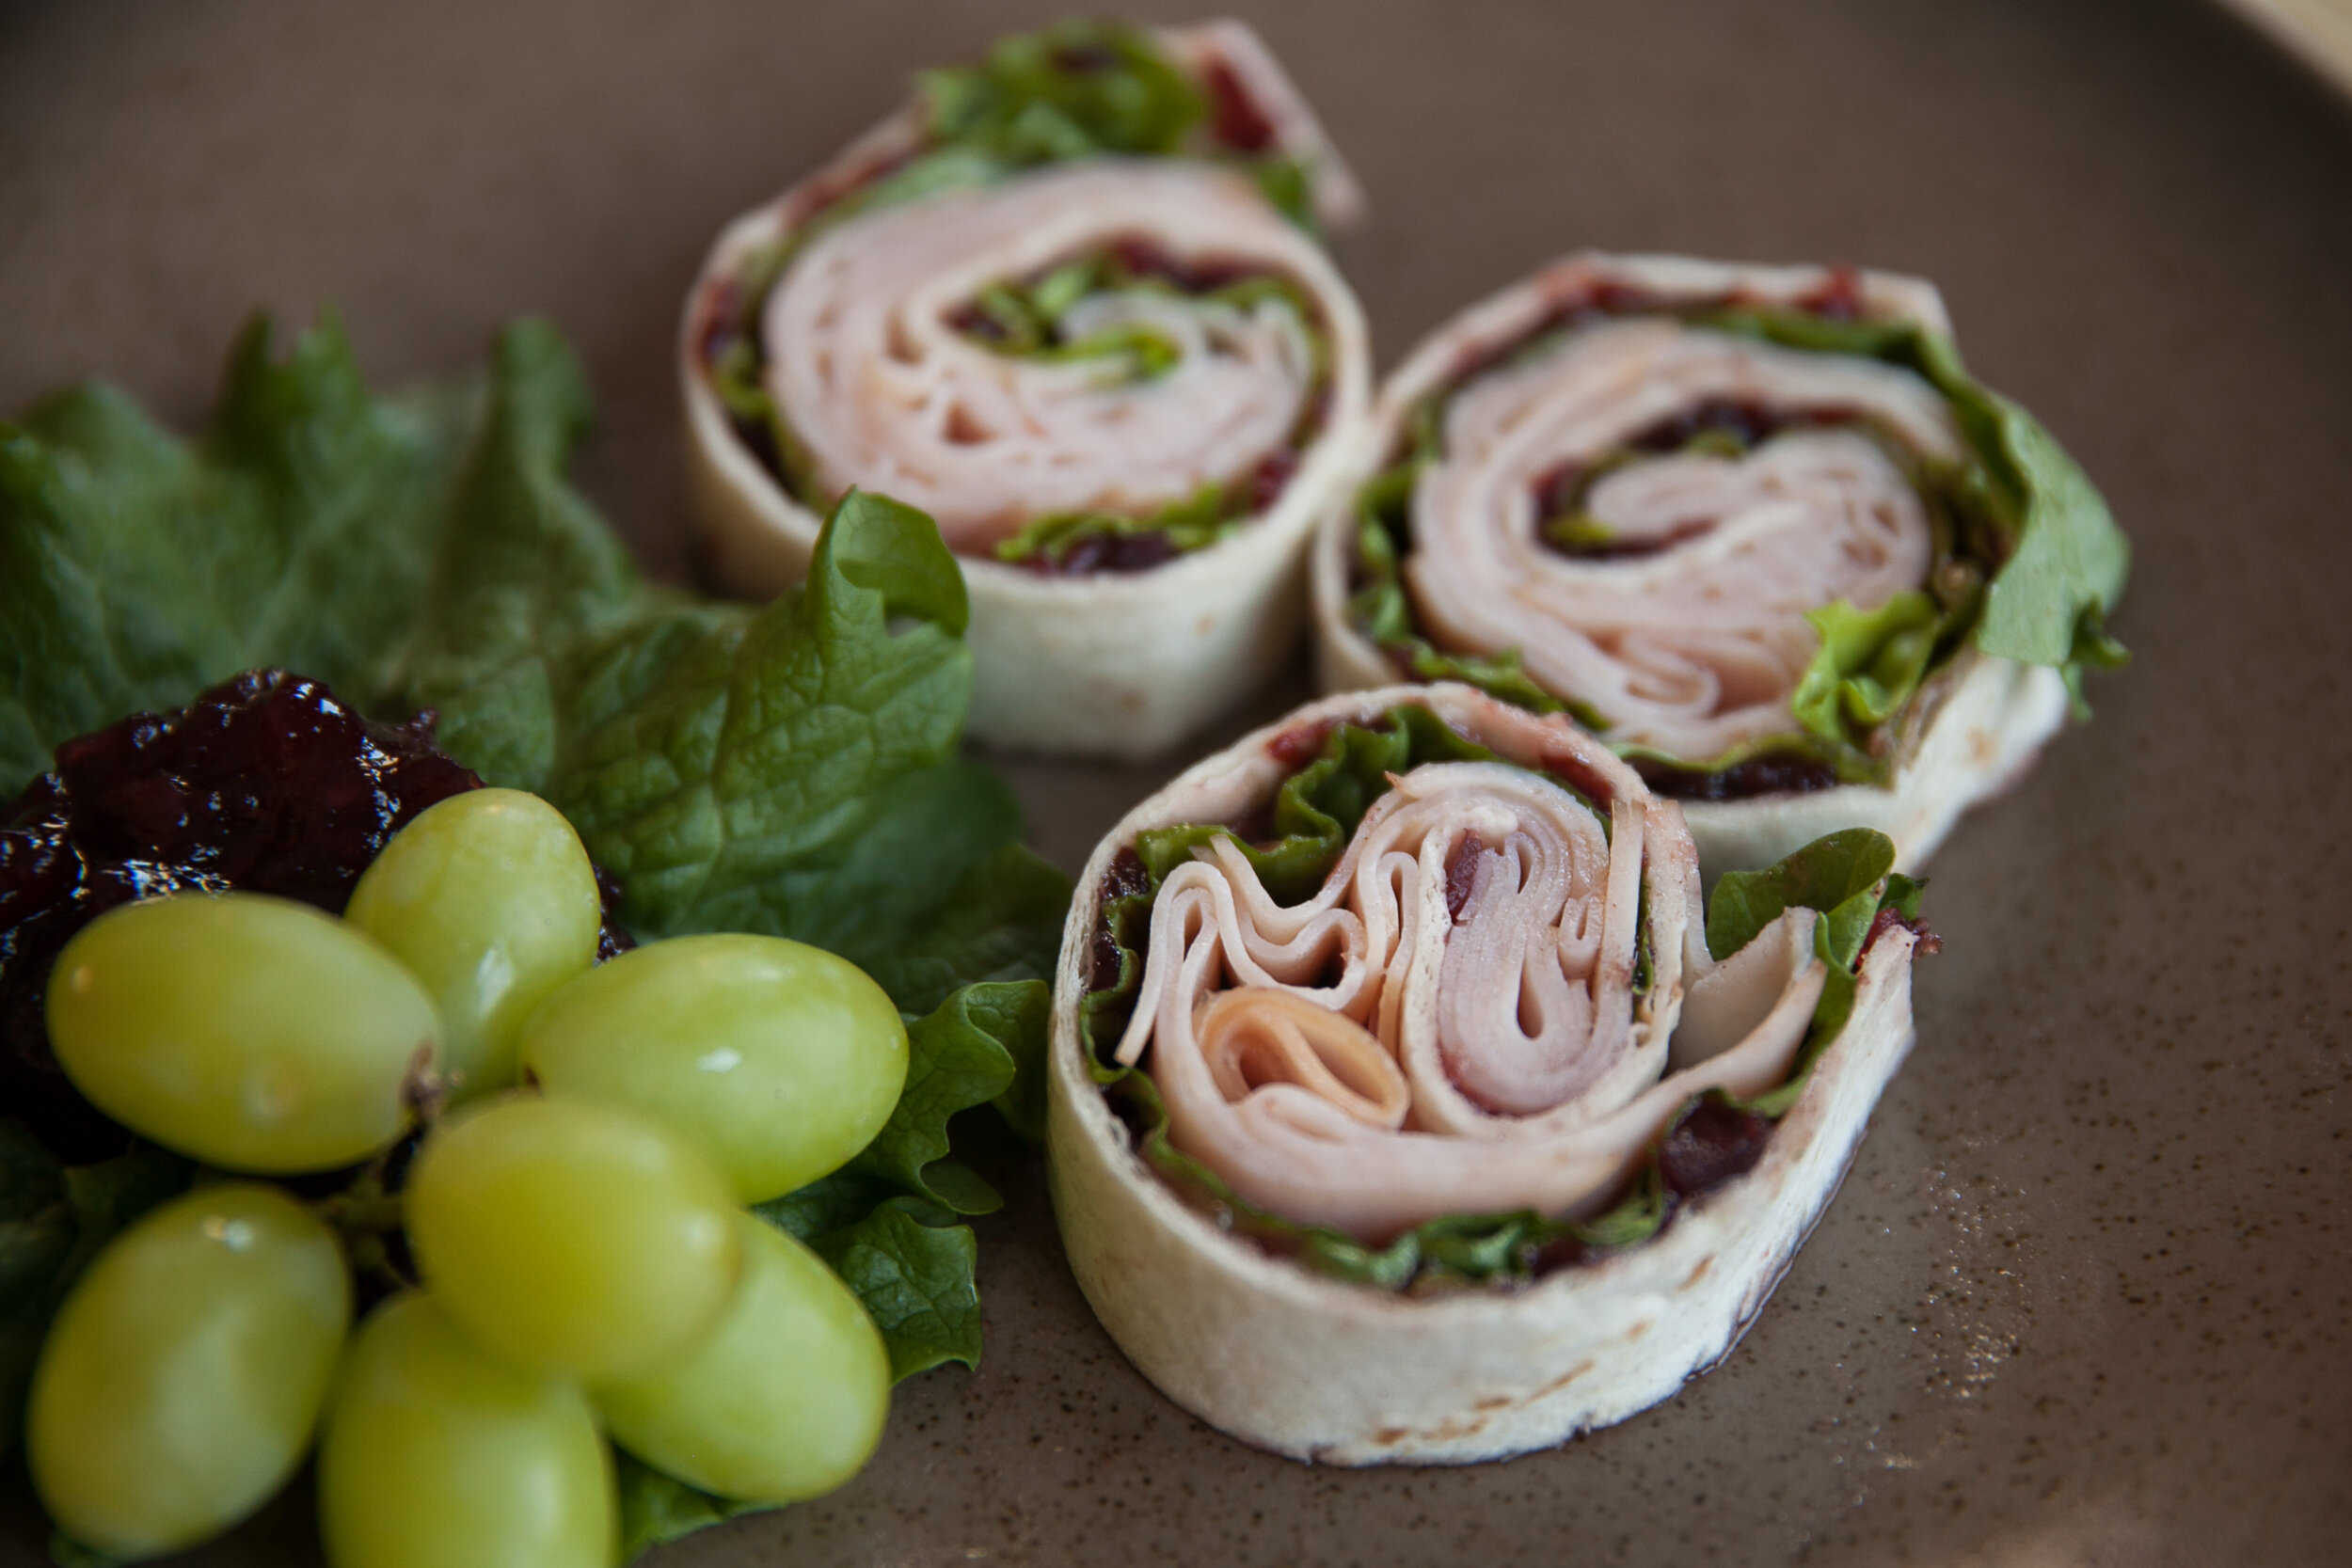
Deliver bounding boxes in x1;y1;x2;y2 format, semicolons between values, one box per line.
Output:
4;1;2349;1563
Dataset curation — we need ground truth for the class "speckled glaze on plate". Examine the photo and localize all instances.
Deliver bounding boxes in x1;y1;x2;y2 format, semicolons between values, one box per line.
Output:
2;1;2347;1564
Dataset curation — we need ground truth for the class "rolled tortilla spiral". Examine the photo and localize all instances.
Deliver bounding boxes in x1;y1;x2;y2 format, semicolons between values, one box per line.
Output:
1115;750;1828;1241
766;160;1351;555
686;21;1378;755
1049;684;1929;1461
1405;317;1962;762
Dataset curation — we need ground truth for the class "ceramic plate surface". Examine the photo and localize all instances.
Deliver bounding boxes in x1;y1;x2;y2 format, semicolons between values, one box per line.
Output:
4;2;2348;1562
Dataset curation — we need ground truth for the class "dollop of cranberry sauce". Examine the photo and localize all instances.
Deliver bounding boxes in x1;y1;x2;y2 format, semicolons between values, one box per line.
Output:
0;670;628;1162
1635;751;1842;800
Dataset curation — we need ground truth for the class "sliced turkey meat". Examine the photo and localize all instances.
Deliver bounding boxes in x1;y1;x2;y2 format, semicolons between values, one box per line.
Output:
1406;322;1958;760
1107;738;1820;1242
765;162;1337;555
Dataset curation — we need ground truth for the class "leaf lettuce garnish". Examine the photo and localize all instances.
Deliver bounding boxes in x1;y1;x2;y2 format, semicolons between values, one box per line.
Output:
2;320;1071;1555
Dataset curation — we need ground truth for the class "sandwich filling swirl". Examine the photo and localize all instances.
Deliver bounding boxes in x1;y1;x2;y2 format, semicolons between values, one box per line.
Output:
1112;758;1826;1241
765;160;1348;556
1404;320;1961;763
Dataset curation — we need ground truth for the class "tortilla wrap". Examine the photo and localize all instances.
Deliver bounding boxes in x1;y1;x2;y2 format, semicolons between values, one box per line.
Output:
684;22;1374;757
1311;252;2087;872
1048;683;1921;1462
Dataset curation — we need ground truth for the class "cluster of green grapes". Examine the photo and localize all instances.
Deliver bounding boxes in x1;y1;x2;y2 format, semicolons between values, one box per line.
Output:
27;789;910;1565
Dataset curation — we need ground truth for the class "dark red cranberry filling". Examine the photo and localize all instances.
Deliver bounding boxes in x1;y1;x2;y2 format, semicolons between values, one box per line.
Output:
1;671;629;1162
1200;57;1277;152
1634;752;1842;801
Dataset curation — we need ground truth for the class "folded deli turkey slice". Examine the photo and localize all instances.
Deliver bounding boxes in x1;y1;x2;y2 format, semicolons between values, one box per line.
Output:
1048;684;1932;1464
683;19;1374;758
1311;253;2130;873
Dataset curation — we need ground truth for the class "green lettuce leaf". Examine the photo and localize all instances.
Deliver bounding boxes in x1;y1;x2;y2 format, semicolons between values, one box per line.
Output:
479;481;1072;1021
908;20;1318;230
1704;827;1915;1119
387;320;660;786
1699;307;2131;696
845;980;1042;1214
809;1199;984;1383
1705;826;1897;961
0;316;476;797
957;978;1056;1145
614;1453;776;1564
1133;705;1502;906
1392;633;1580;726
856;843;1072;1020
523;489;997;958
1788;592;1942;758
1969;399;2131;670
921;19;1204;165
5;320;1073;1551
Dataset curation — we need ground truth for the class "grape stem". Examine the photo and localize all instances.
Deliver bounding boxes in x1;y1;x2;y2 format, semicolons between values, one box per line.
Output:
310;1129;425;1300
400;1041;445;1125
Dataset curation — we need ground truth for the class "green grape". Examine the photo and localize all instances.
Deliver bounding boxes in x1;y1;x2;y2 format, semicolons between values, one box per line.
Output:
318;1291;614;1568
405;1095;740;1381
519;933;908;1202
28;1184;350;1559
46;892;437;1172
345;788;602;1102
596;1212;890;1502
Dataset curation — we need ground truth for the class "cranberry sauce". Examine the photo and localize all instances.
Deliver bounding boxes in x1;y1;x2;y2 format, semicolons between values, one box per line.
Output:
0;671;626;1162
1863;901;1943;960
1442;264;1871;396
1534;399;1855;562
1016;530;1182;577
1633;752;1842;802
1658;1096;1776;1197
1200;56;1276;153
1265;719;1339;771
1087;846;1153;996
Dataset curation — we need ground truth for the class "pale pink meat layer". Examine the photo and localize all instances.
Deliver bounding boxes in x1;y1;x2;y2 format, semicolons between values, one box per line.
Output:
765;161;1343;553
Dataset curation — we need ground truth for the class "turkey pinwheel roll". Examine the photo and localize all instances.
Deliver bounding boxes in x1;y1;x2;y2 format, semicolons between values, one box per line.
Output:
1311;253;2129;873
684;19;1374;757
1048;683;1933;1463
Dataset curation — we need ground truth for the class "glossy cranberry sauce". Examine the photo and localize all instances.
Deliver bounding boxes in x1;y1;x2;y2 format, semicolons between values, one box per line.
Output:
0;670;624;1162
